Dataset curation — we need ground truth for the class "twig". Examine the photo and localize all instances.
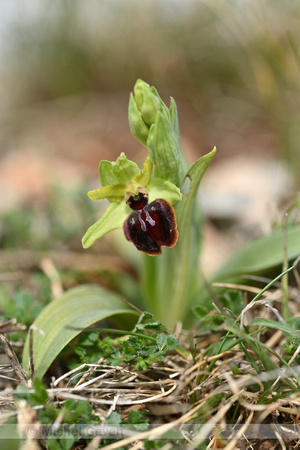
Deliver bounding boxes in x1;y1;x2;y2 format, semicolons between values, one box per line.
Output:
0;334;29;386
0;318;26;334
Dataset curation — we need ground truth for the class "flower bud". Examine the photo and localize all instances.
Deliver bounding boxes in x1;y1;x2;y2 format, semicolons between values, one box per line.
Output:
133;79;162;126
129;80;186;186
128;79;172;147
128;93;149;147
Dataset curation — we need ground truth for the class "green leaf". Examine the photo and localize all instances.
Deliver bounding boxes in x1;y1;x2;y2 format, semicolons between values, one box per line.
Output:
167;334;179;350
128;409;143;424
107;412;122;425
214;225;300;283
15;378;49;405
250;317;300;335
99;152;140;186
22;285;139;379
156;333;167;351
196;225;300;306
219;290;245;315
142;148;216;328
82;201;130;248
125;409;148;431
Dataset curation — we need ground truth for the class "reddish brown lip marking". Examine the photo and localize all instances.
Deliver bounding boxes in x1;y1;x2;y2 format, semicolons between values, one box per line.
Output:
123;192;179;256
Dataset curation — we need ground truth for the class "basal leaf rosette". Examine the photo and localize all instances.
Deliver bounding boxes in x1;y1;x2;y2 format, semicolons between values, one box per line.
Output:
82;152;182;252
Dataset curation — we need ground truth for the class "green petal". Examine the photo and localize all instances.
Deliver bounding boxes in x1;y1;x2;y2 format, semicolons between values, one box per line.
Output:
149;178;182;204
88;183;127;202
135;155;153;188
99;152;140;186
82;202;130;248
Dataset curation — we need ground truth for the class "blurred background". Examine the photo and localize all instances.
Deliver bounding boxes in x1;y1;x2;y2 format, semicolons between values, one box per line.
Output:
0;0;300;281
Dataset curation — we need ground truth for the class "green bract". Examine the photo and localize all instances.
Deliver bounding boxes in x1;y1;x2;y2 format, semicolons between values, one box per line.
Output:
82;152;182;249
147;112;180;185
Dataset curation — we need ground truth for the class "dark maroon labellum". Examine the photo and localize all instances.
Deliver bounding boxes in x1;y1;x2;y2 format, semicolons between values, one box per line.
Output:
123;192;179;256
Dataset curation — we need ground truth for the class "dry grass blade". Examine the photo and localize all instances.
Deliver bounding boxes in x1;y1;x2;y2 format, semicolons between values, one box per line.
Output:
49;379;178;406
0;319;29;387
223;411;254;450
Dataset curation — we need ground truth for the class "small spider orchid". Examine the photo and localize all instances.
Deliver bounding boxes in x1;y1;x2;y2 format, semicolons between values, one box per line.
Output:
82;153;182;254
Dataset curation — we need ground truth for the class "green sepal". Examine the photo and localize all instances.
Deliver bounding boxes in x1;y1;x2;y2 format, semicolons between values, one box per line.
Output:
89;156;154;203
82;202;130;249
148;178;182;204
88;183;127;202
99;152;140;186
